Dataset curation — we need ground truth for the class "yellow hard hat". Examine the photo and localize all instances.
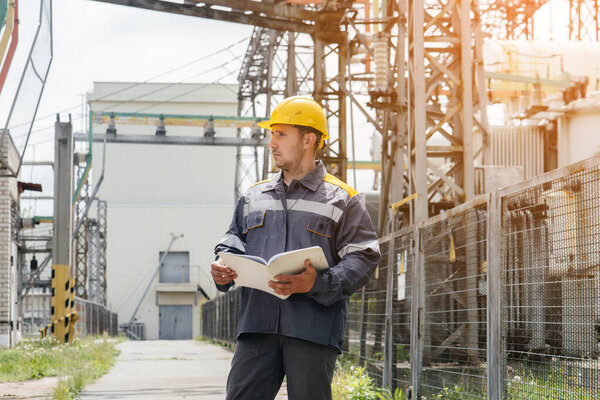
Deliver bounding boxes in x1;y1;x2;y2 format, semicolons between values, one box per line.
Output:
257;96;329;149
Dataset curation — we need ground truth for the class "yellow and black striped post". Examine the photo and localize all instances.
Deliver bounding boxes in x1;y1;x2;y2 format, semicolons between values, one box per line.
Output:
50;265;71;343
39;312;77;342
68;278;75;315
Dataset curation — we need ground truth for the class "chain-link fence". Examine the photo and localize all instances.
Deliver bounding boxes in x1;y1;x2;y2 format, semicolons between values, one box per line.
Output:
201;154;600;399
498;159;600;399
201;286;241;345
21;293;118;338
21;292;52;336
73;297;118;337
1;0;53;176
419;199;489;399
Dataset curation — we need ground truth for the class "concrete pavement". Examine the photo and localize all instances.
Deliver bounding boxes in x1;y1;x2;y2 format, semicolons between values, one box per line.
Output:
80;340;287;399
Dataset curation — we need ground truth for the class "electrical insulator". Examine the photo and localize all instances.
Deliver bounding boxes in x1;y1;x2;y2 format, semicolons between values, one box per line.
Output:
74;152;88;165
251;123;262;139
107;113;117;135
156;114;167;136
204;116;216;137
373;34;389;91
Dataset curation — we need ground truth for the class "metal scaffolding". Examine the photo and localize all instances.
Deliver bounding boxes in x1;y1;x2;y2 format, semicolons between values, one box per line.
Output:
569;0;600;40
73;164;89;298
90;0;600;228
87;200;107;305
235;24;349;197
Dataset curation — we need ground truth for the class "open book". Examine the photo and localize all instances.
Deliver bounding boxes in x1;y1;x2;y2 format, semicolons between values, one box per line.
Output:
218;246;329;299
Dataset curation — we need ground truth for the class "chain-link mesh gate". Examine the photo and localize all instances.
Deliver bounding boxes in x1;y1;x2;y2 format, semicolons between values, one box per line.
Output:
344;238;390;386
499;161;600;399
418;198;488;399
391;230;413;393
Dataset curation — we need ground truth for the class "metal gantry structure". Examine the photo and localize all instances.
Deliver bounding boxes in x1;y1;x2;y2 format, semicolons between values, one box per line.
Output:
89;0;600;231
87;200;107;305
568;0;600;40
72;133;108;303
73;164;90;298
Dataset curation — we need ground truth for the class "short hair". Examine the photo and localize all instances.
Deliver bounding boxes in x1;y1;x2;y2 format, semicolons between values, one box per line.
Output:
295;125;323;153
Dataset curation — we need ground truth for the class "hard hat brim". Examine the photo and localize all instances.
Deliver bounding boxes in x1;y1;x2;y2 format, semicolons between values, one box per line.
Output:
257;120;297;130
257;120;273;130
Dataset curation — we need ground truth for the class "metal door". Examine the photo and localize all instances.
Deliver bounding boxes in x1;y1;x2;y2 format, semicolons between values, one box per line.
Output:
159;251;189;283
159;305;192;340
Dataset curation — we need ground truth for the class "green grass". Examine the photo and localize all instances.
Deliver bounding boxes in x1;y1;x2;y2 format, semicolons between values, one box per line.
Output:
0;335;122;399
332;358;406;400
505;362;598;400
417;362;599;400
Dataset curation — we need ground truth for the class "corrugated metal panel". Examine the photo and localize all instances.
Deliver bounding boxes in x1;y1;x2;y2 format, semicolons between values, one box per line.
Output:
490;126;545;180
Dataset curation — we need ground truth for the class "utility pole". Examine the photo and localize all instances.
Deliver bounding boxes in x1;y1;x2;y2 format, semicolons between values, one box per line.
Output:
51;116;74;343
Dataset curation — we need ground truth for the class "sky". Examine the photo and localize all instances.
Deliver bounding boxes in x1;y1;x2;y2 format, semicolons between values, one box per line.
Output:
1;0;252;151
0;0;254;215
1;0;385;218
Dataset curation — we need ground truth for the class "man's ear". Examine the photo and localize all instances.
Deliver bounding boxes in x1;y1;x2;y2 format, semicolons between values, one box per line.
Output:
304;132;316;150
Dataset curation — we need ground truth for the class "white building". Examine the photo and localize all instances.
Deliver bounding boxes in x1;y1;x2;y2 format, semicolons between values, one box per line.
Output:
556;94;600;167
88;82;238;340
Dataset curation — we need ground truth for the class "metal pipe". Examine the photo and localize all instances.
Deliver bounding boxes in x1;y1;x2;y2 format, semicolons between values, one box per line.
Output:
74;132;269;147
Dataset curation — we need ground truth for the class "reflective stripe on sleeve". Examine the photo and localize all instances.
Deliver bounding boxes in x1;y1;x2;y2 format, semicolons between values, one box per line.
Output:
217;233;246;253
338;239;380;259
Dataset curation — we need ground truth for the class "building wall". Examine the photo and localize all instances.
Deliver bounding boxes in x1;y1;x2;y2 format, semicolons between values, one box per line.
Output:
557;110;600;167
89;82;238;340
0;131;21;347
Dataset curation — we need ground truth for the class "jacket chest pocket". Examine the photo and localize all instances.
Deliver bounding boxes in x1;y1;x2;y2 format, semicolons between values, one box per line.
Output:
306;215;333;238
244;210;266;234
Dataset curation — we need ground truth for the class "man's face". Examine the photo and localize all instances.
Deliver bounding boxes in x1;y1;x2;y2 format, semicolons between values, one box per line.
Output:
269;124;307;171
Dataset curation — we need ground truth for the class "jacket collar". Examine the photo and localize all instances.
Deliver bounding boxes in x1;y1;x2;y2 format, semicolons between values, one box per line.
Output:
261;160;327;192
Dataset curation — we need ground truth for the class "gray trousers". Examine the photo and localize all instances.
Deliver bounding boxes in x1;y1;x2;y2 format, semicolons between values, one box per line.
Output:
226;333;338;400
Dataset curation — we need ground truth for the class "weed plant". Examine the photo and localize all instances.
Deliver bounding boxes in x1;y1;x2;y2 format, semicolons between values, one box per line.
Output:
0;335;121;399
332;359;406;400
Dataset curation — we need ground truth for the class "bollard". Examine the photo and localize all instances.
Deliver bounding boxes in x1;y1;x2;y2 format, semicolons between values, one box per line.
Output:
51;265;70;343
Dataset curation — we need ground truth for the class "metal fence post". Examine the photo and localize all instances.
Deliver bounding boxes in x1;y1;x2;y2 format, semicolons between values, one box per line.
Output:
358;286;367;363
383;232;396;389
487;191;503;400
410;225;423;398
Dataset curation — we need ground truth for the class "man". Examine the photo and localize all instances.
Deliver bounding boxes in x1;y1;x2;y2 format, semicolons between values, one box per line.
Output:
211;96;381;400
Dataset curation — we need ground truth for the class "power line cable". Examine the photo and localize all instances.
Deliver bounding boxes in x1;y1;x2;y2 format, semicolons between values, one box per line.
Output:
7;37;249;131
22;46;246;145
26;68;240;147
132;69;240;114
97;54;243;113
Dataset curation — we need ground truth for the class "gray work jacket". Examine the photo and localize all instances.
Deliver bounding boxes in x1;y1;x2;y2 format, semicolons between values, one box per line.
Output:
214;160;381;351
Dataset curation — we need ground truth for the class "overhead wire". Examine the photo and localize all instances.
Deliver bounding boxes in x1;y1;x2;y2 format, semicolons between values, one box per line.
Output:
98;54;243;114
10;37;249;141
25;63;241;147
132;66;240;114
23;41;248;147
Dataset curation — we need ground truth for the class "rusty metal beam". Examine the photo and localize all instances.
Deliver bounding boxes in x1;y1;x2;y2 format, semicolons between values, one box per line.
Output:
196;0;316;22
90;0;315;34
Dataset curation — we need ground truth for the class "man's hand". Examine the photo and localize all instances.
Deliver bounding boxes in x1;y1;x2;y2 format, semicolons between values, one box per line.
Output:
211;259;237;285
268;259;316;297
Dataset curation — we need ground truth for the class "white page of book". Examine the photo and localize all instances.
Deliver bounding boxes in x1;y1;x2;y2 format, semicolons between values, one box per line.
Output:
218;246;329;299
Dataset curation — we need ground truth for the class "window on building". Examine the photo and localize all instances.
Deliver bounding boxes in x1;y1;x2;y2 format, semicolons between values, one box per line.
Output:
159;251;189;283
